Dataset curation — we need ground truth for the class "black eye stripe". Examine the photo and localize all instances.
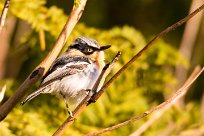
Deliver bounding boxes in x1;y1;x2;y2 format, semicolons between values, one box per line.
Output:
70;44;81;50
70;43;99;55
84;43;99;50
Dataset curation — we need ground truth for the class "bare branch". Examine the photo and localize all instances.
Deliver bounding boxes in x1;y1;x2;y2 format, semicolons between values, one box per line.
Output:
175;0;204;105
0;0;88;121
90;3;204;102
52;52;121;136
130;66;203;136
85;66;204;136
0;0;10;33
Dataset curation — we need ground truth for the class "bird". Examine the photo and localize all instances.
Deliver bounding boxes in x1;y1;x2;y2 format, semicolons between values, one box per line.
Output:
21;37;111;117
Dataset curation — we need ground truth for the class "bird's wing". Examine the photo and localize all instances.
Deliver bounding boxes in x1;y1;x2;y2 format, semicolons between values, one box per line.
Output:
43;55;91;79
40;55;91;88
21;56;91;105
40;63;89;88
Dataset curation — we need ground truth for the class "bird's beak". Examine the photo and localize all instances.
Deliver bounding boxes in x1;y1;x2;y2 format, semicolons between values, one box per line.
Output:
99;45;111;51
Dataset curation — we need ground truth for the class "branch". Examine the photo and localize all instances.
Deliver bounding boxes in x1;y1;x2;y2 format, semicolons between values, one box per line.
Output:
54;3;204;135
85;66;204;136
90;3;204;102
0;0;88;121
175;0;204;94
130;66;203;136
52;52;121;136
0;0;10;33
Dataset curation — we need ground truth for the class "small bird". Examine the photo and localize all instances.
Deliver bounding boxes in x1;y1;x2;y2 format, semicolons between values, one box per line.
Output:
21;37;111;117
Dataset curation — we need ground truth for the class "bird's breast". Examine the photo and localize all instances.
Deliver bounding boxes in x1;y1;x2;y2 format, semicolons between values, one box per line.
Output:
55;63;100;103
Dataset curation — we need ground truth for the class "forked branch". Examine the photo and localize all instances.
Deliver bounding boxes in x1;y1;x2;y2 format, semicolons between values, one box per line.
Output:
0;0;88;121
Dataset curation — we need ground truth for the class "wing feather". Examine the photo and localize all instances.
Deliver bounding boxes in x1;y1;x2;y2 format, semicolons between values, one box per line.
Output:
43;55;91;79
40;62;89;89
22;56;92;105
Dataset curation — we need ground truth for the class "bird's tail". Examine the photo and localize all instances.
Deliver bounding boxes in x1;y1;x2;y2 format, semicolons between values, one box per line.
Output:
21;88;43;105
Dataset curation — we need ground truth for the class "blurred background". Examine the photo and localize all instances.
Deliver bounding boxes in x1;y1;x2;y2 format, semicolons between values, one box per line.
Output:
0;0;204;135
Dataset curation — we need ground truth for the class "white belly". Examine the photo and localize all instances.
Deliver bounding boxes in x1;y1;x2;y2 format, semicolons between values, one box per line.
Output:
42;63;100;104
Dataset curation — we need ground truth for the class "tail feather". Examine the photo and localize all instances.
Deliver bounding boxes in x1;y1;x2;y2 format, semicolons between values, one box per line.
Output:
21;89;43;105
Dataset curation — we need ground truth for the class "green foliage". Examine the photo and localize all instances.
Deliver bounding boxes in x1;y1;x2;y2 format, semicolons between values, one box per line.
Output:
2;108;52;136
0;0;67;36
0;1;201;136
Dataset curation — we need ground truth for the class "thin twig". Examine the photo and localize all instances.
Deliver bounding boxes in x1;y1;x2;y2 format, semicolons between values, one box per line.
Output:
130;66;203;136
175;0;204;105
90;3;204;102
53;52;121;136
85;66;204;136
130;109;164;136
0;0;10;33
0;0;88;121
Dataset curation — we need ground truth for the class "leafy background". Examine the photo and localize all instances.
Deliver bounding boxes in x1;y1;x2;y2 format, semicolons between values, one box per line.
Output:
0;0;204;135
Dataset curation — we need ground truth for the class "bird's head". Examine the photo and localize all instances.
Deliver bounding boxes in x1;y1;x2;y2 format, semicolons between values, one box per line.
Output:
66;37;111;62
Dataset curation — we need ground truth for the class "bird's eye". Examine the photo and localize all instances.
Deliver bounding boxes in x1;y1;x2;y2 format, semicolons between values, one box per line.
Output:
87;48;93;52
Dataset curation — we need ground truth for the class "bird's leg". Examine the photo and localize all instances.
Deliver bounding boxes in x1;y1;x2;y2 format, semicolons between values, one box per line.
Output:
60;92;73;117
